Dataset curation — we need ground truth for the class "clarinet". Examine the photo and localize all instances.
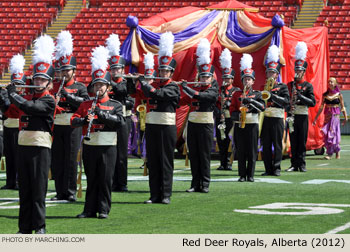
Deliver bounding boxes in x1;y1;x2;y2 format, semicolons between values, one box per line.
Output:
286;74;298;133
217;88;226;140
55;76;66;106
84;91;99;141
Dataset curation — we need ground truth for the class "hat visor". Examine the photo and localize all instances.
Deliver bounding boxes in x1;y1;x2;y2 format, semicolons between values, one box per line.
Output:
294;67;306;71
222;74;234;79
158;65;174;71
199;72;213;77
91;78;110;85
110;64;125;69
241;74;255;80
60;65;76;71
12;80;26;85
266;68;279;74
33;73;52;80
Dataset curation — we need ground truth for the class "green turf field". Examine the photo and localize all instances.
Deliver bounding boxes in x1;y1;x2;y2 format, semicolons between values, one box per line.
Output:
1;136;349;234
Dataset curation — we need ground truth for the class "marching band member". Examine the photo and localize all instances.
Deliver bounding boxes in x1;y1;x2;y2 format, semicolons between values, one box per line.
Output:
180;38;218;193
105;34;134;192
51;31;89;201
0;54;26;190
8;35;56;234
229;54;265;182
285;42;315;172
72;46;125;219
261;45;290;176
129;32;180;204
215;48;239;171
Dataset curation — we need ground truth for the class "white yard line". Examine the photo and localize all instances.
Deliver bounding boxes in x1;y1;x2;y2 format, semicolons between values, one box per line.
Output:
317;163;329;167
326;222;350;234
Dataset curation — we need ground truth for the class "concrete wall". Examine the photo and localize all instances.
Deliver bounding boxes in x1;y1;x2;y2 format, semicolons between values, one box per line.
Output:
340;90;350;135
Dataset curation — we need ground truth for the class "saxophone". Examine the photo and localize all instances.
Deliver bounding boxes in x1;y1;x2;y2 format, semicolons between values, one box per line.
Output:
286;74;298;133
261;77;275;102
136;101;146;132
239;84;248;129
217;88;226;140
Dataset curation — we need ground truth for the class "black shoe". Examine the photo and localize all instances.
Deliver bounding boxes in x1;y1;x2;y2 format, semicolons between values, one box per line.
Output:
161;197;171;204
1;185;15;190
67;195;76;202
225;166;232;171
238;177;246;182
186;188;200;193
76;212;96;218
51;195;65;201
261;172;272;176
35;228;46;234
247;177;254;182
98;213;108;219
201;187;209;193
217;166;225;170
285;166;298;172
299;167;307;172
273;170;281;176
144;198;161;204
17;230;32;234
113;186;128;192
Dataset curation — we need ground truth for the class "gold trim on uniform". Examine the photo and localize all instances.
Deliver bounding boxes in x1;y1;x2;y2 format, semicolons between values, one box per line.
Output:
146;111;176;125
188;111;214;124
18;130;52;148
54;113;74;125
83;131;117;146
294;105;308;115
264;107;285;118
4;118;19;128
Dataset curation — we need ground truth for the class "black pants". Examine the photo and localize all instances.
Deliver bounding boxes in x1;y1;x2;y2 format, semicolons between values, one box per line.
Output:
261;117;284;174
52;125;82;198
187;122;213;189
82;144;116;215
18;146;50;232
113;116;132;189
145;124;176;200
235;123;258;178
215;118;233;168
289;115;308;169
3;127;19;188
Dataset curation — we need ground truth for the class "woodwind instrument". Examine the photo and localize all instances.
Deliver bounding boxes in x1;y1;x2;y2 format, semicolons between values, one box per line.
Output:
217;87;226;140
239;84;248;128
286;74;298;133
84;91;99;141
261;77;275;101
54;76;66;105
136;100;146;132
0;84;45;89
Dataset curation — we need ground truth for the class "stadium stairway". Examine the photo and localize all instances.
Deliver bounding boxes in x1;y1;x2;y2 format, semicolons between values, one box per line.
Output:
292;0;324;28
0;0;83;85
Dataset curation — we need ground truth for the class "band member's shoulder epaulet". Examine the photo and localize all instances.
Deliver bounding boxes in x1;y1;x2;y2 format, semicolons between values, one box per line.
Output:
109;98;122;106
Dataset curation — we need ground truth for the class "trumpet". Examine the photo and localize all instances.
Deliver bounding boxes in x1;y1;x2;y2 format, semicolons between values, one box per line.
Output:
136;103;146;132
261;77;275;101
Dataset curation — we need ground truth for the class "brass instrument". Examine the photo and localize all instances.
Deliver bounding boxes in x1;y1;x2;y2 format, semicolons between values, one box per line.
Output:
84;91;99;141
239;84;248;129
136;101;146;132
261;77;275;101
217;89;226;140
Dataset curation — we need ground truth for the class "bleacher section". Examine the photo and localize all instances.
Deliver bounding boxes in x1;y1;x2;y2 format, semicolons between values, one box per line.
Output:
314;0;350;89
0;0;60;78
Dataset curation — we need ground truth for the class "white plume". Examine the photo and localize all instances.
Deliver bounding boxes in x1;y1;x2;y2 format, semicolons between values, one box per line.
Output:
106;33;121;57
158;32;174;59
143;52;154;70
55;30;73;60
295;41;308;60
219;48;232;69
32;35;55;65
240;53;253;71
196;38;211;66
266;45;279;63
9;54;25;74
91;46;110;73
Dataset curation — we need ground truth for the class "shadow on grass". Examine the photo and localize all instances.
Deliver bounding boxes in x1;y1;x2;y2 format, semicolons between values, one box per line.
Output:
46;216;79;219
0;215;18;219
